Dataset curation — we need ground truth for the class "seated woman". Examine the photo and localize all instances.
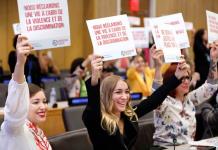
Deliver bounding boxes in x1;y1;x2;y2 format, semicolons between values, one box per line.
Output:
127;47;170;96
127;54;154;96
82;52;189;150
153;42;218;145
38;51;60;76
64;55;92;98
0;35;51;150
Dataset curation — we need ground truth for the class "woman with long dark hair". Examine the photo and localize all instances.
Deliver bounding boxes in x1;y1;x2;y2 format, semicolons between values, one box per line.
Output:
193;29;210;88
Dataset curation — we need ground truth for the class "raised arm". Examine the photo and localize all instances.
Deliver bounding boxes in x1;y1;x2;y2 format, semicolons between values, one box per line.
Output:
150;45;164;90
188;41;218;105
2;35;32;132
84;55;103;111
207;41;218;84
135;61;189;118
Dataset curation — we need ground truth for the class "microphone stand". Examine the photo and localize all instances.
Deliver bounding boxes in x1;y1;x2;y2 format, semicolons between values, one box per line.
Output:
173;136;177;150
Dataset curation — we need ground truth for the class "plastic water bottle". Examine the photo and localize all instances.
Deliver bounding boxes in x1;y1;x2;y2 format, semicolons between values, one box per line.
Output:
50;87;57;108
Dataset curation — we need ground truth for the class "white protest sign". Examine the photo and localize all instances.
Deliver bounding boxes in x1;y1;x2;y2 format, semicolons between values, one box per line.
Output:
12;23;21;35
185;22;193;31
151;13;190;49
17;0;71;50
206;10;218;43
128;16;140;26
131;27;149;48
143;17;155;31
151;23;181;63
87;15;136;61
189;137;218;147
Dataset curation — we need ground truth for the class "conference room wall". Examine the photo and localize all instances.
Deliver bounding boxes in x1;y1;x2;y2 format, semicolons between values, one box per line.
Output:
155;0;218;62
1;0;218;71
156;0;218;30
0;0;86;71
0;0;118;72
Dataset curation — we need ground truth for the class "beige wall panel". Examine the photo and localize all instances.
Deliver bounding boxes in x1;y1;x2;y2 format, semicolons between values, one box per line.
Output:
60;0;84;70
156;0;218;29
0;0;8;71
1;0;121;71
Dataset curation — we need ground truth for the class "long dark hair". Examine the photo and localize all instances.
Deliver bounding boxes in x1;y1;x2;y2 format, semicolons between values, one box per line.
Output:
70;58;84;74
193;29;208;54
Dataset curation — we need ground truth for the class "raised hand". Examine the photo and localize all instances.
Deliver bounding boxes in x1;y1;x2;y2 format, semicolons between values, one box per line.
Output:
14;35;33;83
210;41;218;63
207;40;218;82
174;59;190;80
91;55;103;86
151;44;164;69
16;35;33;65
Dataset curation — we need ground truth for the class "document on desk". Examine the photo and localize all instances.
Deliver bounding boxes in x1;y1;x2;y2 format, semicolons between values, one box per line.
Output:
189;137;218;147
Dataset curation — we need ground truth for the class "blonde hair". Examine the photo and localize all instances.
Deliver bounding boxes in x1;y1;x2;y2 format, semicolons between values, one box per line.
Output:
100;75;138;135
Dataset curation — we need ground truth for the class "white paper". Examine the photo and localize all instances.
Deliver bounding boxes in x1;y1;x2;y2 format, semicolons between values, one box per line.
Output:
17;0;71;50
151;13;190;49
206;10;218;43
131;27;149;48
12;23;21;35
185;22;193;30
151;23;181;63
189;137;218;147
143;17;155;31
128;16;141;26
87;14;136;61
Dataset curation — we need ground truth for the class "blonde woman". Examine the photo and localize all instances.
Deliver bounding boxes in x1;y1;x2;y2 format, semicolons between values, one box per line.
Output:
0;35;51;150
82;54;189;150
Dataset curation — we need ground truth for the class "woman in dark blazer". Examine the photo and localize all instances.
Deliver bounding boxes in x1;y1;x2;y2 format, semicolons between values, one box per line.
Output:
82;53;189;150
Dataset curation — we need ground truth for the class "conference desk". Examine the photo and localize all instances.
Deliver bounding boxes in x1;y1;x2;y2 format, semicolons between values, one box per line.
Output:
165;145;216;150
0;107;66;137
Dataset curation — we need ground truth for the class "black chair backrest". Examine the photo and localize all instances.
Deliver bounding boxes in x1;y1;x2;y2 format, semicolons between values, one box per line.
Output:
48;128;92;150
62;106;85;131
132;119;155;150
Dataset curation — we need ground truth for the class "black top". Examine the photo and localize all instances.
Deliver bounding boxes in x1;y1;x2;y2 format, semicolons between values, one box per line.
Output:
82;75;181;150
193;44;210;88
8;51;41;86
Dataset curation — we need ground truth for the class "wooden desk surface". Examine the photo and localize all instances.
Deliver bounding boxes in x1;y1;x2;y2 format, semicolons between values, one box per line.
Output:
39;108;66;137
0;108;66;137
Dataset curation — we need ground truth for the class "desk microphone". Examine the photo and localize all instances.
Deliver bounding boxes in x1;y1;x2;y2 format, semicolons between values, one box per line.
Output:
172;135;177;150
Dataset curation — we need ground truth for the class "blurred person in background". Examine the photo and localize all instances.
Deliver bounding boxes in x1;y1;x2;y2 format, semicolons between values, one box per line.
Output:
8;34;41;86
38;51;60;77
193;29;210;88
64;55;92;98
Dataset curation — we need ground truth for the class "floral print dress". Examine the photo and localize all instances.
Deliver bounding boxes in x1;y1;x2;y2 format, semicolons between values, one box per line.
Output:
153;82;218;145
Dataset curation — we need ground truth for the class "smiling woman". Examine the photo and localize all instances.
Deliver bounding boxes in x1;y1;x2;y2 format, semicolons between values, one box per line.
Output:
152;43;218;145
82;54;189;150
0;35;51;150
